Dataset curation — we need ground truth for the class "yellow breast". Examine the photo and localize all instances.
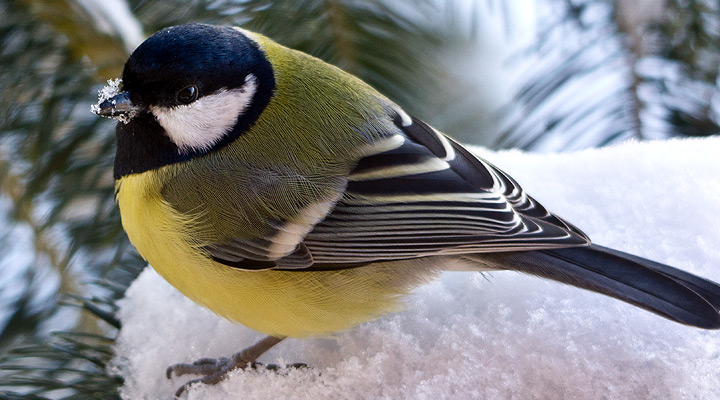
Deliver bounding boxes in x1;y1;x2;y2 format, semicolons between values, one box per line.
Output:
116;169;437;338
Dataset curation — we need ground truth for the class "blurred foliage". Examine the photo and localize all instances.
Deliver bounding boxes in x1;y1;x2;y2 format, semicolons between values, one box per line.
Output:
497;0;720;150
0;277;128;399
0;0;137;346
650;0;720;137
0;0;718;397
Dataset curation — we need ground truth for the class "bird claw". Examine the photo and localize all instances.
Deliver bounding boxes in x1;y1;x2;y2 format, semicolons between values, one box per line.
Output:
166;357;231;379
167;336;292;397
260;362;308;371
168;358;307;397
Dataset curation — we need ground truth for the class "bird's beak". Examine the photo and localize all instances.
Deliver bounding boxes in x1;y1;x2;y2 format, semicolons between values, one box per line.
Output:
92;91;143;122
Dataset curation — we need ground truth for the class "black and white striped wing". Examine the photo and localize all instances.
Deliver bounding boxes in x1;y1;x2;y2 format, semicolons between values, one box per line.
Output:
205;113;589;271
300;115;590;266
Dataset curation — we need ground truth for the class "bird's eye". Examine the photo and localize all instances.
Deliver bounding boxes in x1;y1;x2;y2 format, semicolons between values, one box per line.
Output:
176;85;198;104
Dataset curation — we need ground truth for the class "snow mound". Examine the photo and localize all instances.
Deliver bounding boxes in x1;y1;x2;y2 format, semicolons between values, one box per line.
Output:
113;137;720;399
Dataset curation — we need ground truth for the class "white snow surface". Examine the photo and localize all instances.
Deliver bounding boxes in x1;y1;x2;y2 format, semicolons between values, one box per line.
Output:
114;137;720;400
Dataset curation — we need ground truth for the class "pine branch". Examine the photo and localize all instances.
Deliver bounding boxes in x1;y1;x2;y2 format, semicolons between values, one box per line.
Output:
0;156;78;297
16;0;131;79
500;0;720;149
0;329;123;399
0;0;137;346
323;0;359;73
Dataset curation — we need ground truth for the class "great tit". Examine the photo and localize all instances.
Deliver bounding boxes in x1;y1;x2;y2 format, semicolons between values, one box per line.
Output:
93;23;720;396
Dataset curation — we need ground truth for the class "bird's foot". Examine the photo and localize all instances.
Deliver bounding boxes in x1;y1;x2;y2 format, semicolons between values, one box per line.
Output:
167;358;307;397
166;336;305;397
166;356;238;397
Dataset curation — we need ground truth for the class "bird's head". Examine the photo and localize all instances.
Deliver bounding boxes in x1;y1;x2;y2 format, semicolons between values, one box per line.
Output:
93;24;275;177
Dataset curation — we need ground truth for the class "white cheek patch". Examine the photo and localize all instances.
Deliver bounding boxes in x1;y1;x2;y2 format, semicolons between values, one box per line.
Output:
150;74;258;153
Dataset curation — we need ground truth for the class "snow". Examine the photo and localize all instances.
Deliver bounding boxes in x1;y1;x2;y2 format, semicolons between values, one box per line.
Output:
113;137;720;399
91;79;136;124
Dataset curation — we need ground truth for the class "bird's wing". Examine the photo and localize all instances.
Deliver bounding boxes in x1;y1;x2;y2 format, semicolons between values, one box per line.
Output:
297;114;590;268
205;113;589;271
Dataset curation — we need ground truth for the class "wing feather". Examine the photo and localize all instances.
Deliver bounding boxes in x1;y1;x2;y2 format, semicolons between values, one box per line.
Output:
294;114;588;268
206;111;588;271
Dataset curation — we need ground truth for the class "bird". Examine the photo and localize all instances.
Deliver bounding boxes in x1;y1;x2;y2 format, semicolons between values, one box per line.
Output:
93;23;720;397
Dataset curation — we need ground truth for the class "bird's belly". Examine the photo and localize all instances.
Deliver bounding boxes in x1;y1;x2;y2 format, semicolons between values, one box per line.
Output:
116;173;439;338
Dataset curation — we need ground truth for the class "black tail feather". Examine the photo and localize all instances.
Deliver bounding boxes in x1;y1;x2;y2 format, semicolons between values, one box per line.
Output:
478;244;720;329
588;244;720;311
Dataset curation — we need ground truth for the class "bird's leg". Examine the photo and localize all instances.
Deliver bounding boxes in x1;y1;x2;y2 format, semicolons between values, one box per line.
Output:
167;335;290;397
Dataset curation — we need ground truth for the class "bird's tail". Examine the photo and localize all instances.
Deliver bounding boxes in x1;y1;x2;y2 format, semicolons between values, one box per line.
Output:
470;244;720;329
